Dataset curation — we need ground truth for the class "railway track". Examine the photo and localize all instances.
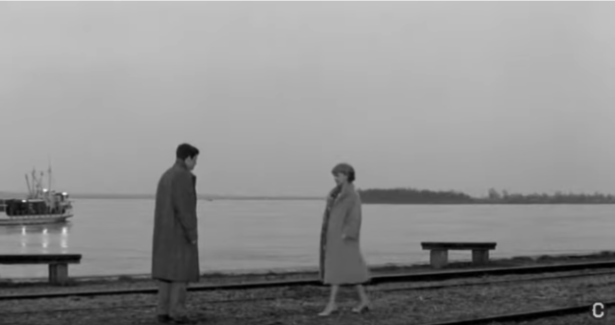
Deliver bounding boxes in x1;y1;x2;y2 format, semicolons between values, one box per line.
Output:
2;293;615;325
1;261;614;323
419;300;615;325
378;269;615;292
2;260;615;301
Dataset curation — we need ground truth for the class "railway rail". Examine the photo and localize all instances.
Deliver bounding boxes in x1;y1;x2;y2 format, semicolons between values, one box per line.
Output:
420;300;615;325
380;268;615;292
2;269;615;317
2;260;615;301
0;260;614;325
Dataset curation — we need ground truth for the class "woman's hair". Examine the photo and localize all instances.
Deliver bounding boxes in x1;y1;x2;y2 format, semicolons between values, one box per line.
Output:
331;163;356;183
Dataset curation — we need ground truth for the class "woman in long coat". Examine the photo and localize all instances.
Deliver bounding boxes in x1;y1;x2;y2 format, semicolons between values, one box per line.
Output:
318;163;371;316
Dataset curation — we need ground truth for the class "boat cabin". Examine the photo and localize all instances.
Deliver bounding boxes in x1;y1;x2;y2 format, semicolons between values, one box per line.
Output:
3;193;70;216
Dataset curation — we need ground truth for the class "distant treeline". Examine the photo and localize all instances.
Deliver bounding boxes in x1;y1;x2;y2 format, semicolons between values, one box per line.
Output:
358;188;615;204
358;188;474;204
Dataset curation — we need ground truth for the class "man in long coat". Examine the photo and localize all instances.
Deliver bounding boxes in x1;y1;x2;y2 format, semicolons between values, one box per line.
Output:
152;143;200;324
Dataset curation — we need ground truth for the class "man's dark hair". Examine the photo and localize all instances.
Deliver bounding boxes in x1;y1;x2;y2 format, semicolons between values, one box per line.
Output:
176;143;199;160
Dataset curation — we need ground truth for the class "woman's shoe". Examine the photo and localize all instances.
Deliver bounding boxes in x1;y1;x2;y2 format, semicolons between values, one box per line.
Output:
157;315;173;324
318;305;338;317
352;303;372;314
171;316;196;324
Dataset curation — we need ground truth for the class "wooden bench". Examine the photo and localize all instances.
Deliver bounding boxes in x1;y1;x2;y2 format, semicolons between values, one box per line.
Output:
0;254;82;285
421;242;496;269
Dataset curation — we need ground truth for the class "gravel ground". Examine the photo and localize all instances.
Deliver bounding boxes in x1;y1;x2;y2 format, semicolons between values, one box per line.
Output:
1;270;615;325
488;307;615;325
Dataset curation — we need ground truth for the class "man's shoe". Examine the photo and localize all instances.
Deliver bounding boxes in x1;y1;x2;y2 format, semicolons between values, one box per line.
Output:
157;315;173;323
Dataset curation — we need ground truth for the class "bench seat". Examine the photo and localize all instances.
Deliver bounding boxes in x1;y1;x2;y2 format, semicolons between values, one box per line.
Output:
421;242;496;269
0;254;82;285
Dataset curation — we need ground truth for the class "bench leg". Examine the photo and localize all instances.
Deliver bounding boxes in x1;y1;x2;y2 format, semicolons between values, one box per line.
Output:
49;263;68;285
472;249;489;265
430;249;448;269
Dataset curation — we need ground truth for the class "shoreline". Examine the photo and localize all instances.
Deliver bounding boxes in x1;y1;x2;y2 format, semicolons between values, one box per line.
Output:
7;192;615;204
3;250;615;287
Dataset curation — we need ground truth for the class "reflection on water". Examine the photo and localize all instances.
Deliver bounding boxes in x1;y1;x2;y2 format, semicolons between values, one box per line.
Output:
0;223;72;255
61;226;68;251
0;223;72;236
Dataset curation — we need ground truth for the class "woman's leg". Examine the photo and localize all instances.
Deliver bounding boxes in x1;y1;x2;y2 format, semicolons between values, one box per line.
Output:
318;284;340;316
352;284;371;312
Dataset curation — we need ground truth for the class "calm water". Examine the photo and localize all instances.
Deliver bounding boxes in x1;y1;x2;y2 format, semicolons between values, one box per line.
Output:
0;199;614;279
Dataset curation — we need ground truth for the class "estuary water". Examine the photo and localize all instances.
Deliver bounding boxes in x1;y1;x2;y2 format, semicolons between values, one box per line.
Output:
0;199;613;279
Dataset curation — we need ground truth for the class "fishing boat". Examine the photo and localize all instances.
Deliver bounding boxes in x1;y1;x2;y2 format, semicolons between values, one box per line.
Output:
0;165;74;226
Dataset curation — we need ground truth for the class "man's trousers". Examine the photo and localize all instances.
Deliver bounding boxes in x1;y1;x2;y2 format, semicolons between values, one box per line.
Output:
157;280;188;317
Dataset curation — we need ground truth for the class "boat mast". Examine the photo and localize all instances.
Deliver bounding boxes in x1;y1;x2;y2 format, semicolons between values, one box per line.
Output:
39;171;44;196
32;169;36;196
48;156;52;191
25;174;32;197
32;168;36;198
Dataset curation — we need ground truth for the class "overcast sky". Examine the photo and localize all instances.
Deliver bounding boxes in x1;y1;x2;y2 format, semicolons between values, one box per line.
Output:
1;2;615;197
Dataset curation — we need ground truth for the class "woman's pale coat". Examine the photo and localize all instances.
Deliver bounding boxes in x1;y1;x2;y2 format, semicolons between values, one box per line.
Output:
319;183;370;285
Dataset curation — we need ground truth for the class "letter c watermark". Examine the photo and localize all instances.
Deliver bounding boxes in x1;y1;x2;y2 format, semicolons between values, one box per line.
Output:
592;302;605;319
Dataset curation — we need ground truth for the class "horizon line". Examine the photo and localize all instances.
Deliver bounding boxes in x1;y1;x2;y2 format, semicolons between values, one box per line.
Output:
0;191;323;200
2;188;615;200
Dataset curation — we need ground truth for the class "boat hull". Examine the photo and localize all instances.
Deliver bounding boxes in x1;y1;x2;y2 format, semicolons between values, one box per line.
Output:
0;213;73;226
